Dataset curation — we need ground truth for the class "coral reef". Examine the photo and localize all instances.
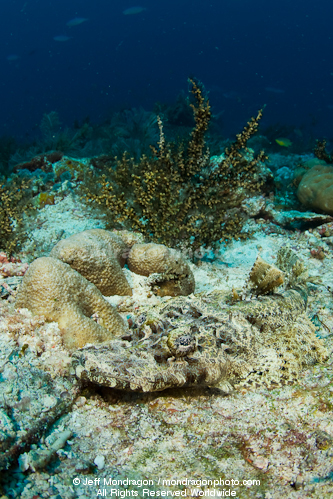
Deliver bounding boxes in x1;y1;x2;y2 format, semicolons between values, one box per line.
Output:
14;229;327;389
81;79;269;250
49;229;195;298
297;164;333;214
15;256;127;350
13;151;63;174
3;80;333;497
18;429;72;472
39;111;93;155
2;218;333;495
107;107;159;160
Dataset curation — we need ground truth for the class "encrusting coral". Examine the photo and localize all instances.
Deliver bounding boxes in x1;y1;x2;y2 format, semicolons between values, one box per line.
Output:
15;256;127;350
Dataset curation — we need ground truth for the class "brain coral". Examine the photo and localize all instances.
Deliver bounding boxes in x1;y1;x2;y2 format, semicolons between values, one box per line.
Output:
15;257;126;350
297;164;333;214
127;243;195;296
50;229;132;296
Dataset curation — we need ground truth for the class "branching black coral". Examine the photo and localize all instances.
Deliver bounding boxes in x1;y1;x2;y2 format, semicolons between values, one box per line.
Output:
314;139;333;164
82;79;268;249
0;177;32;254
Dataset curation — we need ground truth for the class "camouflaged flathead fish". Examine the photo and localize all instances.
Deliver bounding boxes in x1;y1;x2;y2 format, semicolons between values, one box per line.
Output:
72;251;328;392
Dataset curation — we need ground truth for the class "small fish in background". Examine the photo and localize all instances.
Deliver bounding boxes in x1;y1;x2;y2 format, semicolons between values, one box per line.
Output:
265;87;285;94
66;17;88;27
123;6;147;15
53;35;72;42
6;54;20;62
223;90;243;103
275;138;293;147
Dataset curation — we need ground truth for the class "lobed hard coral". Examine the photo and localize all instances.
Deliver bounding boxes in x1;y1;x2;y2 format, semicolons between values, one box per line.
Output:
297;164;333;215
15;256;127;351
81;79;269;250
15;229;195;350
50;229;132;296
127;243;195;296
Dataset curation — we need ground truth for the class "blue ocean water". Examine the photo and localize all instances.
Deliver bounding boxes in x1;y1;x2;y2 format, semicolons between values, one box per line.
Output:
1;0;332;141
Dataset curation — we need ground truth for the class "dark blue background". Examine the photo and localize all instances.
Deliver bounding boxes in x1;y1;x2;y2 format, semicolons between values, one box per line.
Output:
1;0;332;140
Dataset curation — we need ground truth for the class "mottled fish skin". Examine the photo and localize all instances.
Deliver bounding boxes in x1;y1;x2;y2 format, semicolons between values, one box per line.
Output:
228;287;307;330
72;283;327;393
73;341;229;392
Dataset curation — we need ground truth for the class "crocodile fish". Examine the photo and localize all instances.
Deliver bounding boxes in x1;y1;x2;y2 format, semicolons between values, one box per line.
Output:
72;284;327;392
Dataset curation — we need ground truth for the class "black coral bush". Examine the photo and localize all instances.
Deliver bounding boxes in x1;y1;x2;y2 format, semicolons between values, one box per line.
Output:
82;79;268;250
